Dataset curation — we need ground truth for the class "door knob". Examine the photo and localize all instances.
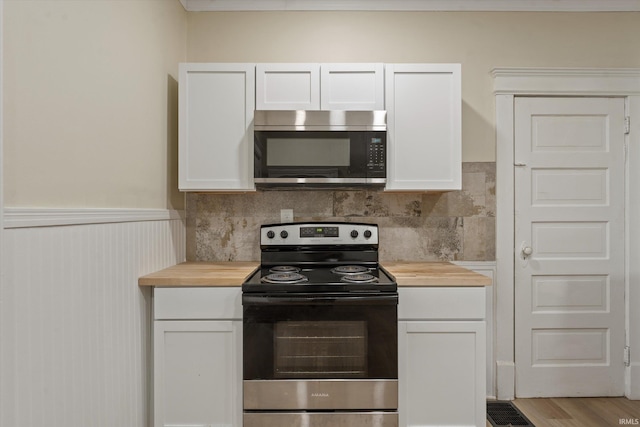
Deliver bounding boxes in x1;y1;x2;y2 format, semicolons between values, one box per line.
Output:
522;246;533;258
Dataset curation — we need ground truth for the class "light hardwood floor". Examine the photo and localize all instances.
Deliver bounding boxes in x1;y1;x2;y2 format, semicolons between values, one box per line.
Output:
487;398;640;427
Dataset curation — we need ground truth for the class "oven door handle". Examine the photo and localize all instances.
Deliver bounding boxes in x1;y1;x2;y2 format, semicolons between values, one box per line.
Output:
242;294;398;305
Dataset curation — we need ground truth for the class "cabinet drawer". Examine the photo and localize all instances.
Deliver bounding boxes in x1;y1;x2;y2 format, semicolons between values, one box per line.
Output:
398;287;485;320
154;287;242;320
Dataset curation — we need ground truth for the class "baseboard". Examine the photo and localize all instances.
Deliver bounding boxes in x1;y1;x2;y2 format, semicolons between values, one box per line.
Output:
627;362;640;399
4;207;185;228
496;360;516;400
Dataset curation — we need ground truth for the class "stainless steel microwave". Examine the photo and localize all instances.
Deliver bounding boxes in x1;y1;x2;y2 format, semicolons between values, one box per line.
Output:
254;110;387;189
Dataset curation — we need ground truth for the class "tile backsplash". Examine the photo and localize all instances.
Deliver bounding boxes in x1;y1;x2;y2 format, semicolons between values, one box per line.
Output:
186;162;495;262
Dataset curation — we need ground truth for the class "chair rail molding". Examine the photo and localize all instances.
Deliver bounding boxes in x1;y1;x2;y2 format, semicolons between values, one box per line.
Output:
3;208;185;229
180;0;640;12
493;67;640;400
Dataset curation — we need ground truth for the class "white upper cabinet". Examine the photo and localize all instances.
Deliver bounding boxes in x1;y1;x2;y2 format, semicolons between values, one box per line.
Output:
178;62;462;192
256;63;320;110
385;64;462;191
320;63;384;110
179;63;255;191
256;63;384;111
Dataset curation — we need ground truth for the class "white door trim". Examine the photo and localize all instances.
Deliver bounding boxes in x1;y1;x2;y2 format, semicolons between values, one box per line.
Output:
493;67;640;400
0;1;8;425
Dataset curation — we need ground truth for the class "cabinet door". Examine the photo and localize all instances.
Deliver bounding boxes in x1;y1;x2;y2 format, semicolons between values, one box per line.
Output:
154;320;242;427
398;321;485;427
256;63;320;110
179;63;255;191
385;64;461;191
320;63;384;110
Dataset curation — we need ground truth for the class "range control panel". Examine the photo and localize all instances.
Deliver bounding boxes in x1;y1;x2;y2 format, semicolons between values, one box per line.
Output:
261;222;378;246
300;226;339;238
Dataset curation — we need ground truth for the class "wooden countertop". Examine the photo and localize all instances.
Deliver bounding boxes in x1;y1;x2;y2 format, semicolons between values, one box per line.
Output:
383;262;491;287
138;262;259;287
138;261;491;287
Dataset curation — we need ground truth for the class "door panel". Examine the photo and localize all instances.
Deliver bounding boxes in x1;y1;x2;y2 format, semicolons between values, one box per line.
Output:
531;275;609;313
531;168;608;206
514;97;625;397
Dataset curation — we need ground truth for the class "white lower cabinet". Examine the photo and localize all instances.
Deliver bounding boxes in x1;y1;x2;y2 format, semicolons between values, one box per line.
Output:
152;286;485;427
398;288;486;427
153;287;243;427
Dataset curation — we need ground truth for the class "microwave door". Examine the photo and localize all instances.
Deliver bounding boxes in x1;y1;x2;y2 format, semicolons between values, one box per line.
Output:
254;131;376;184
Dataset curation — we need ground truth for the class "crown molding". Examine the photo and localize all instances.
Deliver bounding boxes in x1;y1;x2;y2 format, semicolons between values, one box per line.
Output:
179;0;640;12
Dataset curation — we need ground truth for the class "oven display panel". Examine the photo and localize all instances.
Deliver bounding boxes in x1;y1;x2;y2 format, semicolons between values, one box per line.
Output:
300;226;339;238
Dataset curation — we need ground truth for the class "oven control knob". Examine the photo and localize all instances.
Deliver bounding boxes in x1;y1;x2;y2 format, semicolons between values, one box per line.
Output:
350;230;359;238
280;230;289;239
266;230;275;239
364;230;372;239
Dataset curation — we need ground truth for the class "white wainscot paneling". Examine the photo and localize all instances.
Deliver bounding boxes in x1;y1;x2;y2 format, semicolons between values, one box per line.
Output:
1;214;185;427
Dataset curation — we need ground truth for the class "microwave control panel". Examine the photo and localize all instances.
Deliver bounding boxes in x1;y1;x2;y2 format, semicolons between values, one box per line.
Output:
366;135;386;176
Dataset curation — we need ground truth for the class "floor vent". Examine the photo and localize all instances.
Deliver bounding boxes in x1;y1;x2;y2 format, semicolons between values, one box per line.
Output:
487;401;535;427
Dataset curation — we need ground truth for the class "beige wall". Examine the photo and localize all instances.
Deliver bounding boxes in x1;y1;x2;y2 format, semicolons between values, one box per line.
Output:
4;7;639;208
3;0;187;209
187;11;640;162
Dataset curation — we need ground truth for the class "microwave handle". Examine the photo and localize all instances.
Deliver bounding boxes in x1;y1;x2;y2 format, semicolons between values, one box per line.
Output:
242;294;398;306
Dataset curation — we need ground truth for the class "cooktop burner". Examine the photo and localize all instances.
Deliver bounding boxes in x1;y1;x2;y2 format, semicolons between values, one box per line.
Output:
331;265;370;275
269;265;301;274
261;272;308;284
340;273;378;283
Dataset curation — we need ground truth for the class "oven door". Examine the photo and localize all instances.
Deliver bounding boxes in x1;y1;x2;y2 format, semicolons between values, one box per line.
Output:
253;130;386;186
242;293;398;411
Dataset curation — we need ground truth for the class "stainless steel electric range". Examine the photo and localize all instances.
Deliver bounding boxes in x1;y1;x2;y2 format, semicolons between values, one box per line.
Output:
242;222;398;427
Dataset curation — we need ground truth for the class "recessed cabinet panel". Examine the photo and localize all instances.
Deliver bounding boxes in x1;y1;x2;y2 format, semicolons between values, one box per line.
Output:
154;320;242;427
256;63;384;111
179;63;255;191
321;63;384;110
399;321;485;427
256;63;320;110
385;64;461;191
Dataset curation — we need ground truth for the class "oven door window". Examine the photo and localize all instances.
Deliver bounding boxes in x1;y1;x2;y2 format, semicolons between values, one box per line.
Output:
274;320;367;378
243;296;397;380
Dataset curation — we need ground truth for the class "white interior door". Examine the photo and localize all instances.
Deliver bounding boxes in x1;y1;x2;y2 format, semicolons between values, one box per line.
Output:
514;97;626;397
